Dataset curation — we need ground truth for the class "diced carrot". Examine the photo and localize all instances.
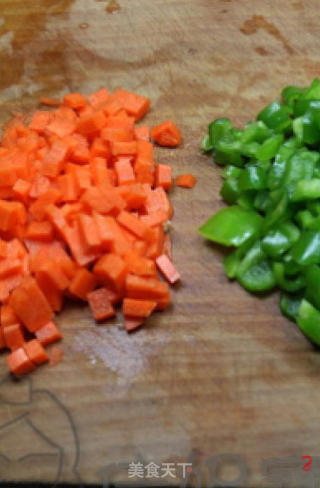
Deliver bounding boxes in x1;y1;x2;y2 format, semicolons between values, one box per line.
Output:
0;86;194;376
1;304;20;327
0;200;27;234
3;323;25;350
36;260;70;291
29;111;52;132
125;274;169;299
36;272;63;312
6;347;36;375
29;174;51;199
88;88;110;108
123;298;156;318
140;210;168;227
25;221;53;241
72;165;92;191
124;250;156;276
101;287;123;305
63;92;87;109
101;127;133;143
151;121;182;147
87;288;116;321
42;140;69;178
0;258;22;279
94;253;127;291
99;216;131;255
13;179;31;202
175;174;197;188
64;221;99;266
117;210;153;241
124;316;145;332
146;225;165;259
35;320;62;346
90;157;113;188
77;111;107;135
156;254;181;285
115;158;135;185
24;339;49;365
90;138;111;160
155;164;172;190
81;186;123;214
69;268;97;301
78;213;102;252
134;126;150;141
47;113;76;138
102;98;123;117
144;187;172;218
9;276;54;332
114;88;150;121
29;189;62;220
58;173;79;202
111;141;137;156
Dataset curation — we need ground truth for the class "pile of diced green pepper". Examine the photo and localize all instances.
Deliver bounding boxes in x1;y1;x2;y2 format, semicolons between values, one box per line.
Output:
199;78;320;346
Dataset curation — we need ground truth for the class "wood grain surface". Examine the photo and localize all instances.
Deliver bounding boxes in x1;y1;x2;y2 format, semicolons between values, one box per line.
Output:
1;1;320;486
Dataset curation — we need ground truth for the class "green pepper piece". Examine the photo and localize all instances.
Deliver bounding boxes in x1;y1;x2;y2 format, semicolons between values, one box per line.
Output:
293;111;320;145
280;293;303;321
305;265;320;310
262;221;300;258
307;216;320;231
221;165;243;179
198;206;263;247
220;178;240;204
284;149;319;185
297;299;320;346
240;120;271;144
208;118;232;146
236;240;265;277
254;190;272;213
201;134;214;152
290;231;320;266
257;101;292;133
256;134;284;161
291;179;320;202
302;78;320;101
214;134;244;166
282;85;306;107
306;200;320;216
266;140;300;190
263;192;290;232
293;99;320;118
272;262;305;292
241;141;260;158
238;259;276;292
237;192;256;211
295;210;314;229
282;254;302;275
223;237;256;279
239;165;267;191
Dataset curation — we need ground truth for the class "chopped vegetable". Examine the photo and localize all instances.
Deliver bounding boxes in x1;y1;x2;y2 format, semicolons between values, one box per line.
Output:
200;78;320;347
151;121;182;147
0;86;192;376
175;174;197;188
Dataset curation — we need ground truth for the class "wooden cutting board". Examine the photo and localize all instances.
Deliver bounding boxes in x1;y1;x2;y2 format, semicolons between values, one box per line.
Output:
1;1;320;486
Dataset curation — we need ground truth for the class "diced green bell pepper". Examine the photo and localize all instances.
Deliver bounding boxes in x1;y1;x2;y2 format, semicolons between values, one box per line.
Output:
297;299;320;346
198;206;263;247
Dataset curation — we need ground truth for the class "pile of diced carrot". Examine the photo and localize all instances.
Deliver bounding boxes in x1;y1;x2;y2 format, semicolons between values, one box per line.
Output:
0;87;196;376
